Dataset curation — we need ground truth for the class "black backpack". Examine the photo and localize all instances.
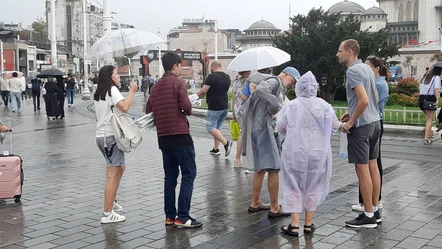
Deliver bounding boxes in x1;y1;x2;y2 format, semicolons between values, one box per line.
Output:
31;80;40;93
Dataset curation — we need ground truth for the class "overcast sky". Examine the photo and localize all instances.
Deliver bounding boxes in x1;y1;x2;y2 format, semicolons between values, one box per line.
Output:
1;0;377;39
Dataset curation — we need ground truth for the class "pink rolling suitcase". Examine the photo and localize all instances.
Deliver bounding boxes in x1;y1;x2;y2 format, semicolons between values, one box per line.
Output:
0;131;23;203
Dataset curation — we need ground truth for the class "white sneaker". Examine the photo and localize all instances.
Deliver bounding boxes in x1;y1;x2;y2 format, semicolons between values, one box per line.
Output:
101;210;125;224
351;200;383;212
113;201;123;212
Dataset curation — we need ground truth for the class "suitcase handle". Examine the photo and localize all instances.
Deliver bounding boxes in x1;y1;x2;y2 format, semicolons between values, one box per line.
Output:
2;130;12;154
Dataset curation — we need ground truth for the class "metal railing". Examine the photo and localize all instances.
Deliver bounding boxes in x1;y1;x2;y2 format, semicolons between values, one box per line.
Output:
333;107;439;125
197;101;439;125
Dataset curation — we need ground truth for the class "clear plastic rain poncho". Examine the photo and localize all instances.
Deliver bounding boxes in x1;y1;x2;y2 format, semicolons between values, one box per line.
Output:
277;71;341;213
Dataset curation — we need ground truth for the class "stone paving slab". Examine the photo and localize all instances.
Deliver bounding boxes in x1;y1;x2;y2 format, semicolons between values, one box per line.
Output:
0;95;441;249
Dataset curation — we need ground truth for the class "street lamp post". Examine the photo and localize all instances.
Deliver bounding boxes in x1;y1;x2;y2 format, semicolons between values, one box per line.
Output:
0;39;4;74
214;20;218;61
81;0;91;100
50;0;58;68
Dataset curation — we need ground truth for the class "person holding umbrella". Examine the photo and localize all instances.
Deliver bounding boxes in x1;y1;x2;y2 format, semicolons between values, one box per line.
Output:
44;76;59;120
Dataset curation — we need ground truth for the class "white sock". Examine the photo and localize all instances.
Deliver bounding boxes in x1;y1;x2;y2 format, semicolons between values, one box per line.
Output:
373;206;379;212
103;211;111;216
364;211;374;218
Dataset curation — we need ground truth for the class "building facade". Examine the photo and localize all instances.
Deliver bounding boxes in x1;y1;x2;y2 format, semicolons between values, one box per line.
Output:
238;20;281;51
329;0;442;79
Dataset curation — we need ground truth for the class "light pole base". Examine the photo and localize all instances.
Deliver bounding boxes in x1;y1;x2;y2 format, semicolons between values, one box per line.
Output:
82;87;92;100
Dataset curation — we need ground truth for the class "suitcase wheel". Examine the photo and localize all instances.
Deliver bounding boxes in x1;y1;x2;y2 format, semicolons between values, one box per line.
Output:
14;195;21;203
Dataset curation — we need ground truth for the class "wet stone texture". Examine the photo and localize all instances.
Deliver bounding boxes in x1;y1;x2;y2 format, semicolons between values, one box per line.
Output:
0;94;442;249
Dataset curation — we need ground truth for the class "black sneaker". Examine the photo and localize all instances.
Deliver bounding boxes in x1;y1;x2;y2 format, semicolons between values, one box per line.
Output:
345;213;377;228
210;148;220;155
374;210;382;223
175;217;203;228
224;141;233;157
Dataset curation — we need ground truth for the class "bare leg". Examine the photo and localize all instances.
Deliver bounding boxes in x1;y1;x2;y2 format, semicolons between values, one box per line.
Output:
424;111;434;140
250;170;266;208
368;159;380;207
104;166;125;212
283;213;300;233
355;164;373;213
235;133;242;161
305;211;315;230
267;172;280;213
210;128;227;149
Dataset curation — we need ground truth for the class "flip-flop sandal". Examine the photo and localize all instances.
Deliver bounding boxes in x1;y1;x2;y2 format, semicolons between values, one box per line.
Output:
281;224;299;237
267;205;290;218
248;201;271;212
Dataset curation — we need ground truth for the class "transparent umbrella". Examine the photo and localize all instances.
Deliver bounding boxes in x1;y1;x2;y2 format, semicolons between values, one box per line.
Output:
85;28;166;61
227;46;291;71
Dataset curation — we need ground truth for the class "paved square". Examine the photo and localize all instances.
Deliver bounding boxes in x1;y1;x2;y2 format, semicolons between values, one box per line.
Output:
1;94;442;249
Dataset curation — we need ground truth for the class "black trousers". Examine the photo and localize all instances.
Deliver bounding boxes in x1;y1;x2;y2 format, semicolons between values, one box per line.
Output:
58;96;65;118
358;119;383;204
438;110;442;124
32;92;40;110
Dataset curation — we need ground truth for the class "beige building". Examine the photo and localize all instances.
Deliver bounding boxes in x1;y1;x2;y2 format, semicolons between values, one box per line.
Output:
168;29;228;53
238;20;281;51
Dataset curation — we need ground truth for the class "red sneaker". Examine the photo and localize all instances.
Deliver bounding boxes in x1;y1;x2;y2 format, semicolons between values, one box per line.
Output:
165;218;175;225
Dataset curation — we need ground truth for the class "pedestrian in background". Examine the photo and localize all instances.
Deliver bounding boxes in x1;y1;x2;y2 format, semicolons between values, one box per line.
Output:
198;61;233;157
31;78;41;112
9;72;25;113
231;71;250;167
65;73;76;107
419;67;441;144
0;74;10;107
44;76;59;120
94;65;138;224
56;78;66;119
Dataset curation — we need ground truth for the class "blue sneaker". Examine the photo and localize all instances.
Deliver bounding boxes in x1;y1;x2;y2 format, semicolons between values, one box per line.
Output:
175;217;203;228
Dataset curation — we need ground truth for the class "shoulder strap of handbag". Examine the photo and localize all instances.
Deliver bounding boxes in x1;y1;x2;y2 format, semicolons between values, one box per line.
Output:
103;95;115;149
424;77;435;101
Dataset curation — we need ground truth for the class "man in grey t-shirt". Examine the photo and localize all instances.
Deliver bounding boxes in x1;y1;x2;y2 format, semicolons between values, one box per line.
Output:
336;39;381;229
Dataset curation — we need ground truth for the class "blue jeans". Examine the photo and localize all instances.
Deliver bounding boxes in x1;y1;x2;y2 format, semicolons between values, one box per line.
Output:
10;92;21;111
161;145;197;220
66;89;75;105
206;109;228;133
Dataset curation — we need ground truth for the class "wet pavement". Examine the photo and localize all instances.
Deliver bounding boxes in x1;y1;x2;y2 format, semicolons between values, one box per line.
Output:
0;93;442;249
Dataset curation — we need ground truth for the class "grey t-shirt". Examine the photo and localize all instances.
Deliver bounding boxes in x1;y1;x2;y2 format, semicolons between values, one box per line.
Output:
346;60;380;127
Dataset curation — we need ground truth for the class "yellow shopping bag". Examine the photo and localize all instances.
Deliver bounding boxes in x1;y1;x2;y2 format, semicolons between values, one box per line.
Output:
230;120;240;141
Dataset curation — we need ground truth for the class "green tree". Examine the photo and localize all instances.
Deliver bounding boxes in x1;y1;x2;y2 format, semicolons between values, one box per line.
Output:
273;8;399;101
32;17;47;33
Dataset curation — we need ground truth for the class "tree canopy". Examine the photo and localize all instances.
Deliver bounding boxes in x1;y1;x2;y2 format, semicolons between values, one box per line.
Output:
273;8;399;101
32;17;47;34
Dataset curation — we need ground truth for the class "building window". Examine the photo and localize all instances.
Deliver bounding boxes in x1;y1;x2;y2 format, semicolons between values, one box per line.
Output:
411;65;417;76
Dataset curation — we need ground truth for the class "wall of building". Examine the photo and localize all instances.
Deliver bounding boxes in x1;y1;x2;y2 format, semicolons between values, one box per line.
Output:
361;18;387;32
168;31;228;54
390;50;438;81
242;40;274;51
418;0;441;44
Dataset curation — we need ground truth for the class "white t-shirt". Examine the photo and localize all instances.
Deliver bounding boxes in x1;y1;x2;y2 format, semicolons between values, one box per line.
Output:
95;86;125;138
420;75;441;95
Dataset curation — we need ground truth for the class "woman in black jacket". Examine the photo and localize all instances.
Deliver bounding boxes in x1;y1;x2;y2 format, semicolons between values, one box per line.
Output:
44;77;59;120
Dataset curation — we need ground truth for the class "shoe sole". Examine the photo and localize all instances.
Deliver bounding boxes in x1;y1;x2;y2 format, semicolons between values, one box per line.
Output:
101;218;126;224
210;152;220;155
352;207;365;212
175;223;203;228
345;223;377;228
376;218;382;223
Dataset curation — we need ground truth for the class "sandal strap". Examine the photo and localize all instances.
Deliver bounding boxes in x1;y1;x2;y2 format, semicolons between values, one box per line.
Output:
288;224;299;230
304;224;315;228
